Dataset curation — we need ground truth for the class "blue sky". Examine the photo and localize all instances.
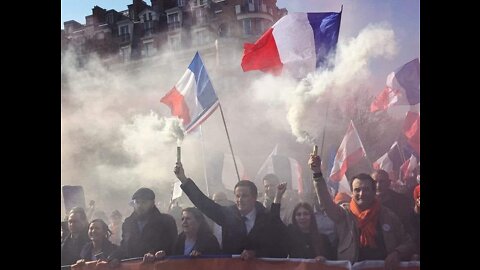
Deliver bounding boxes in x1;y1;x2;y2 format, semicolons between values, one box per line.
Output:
61;0;131;28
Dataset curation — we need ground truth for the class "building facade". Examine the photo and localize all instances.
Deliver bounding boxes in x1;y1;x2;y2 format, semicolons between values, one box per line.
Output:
61;0;287;65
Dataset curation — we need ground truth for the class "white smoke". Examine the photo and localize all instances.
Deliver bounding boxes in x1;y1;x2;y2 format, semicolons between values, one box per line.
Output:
287;23;397;142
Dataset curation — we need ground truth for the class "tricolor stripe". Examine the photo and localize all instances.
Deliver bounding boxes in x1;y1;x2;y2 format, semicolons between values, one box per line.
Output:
403;111;420;155
254;145;303;193
161;52;219;133
241;11;341;78
329;120;367;182
372;141;403;180
371;58;420;112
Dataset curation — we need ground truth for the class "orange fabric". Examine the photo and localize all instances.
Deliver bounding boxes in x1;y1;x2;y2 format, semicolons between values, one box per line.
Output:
349;199;381;248
413;185;420;201
334;192;352;205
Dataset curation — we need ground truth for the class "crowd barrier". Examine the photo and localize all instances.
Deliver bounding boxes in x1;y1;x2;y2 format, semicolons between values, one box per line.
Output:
63;255;420;270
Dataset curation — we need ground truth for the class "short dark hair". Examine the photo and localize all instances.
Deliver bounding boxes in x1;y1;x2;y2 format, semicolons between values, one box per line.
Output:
234;180;258;198
262;173;279;184
371;169;390;181
69;206;87;222
348;173;375;192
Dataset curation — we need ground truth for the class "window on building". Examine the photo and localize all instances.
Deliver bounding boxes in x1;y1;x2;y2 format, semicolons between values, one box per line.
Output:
144;21;154;34
196;8;205;23
106;13;114;24
247;0;255;12
120;25;130;41
120;46;130;62
218;23;228;37
193;29;210;46
178;0;185;7
143;14;147;22
148;12;153;21
243;19;252;35
120;25;129;34
169;35;181;50
168;13;179;23
144;42;155;56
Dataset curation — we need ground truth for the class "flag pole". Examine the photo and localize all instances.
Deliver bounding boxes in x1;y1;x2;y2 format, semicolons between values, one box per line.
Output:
396;140;406;182
319;99;330;159
396;140;406;163
350;120;374;170
218;103;241;182
199;126;210;196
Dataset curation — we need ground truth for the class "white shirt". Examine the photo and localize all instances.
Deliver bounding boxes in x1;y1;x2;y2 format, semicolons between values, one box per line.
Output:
242;208;256;234
213;223;222;248
184;238;196;255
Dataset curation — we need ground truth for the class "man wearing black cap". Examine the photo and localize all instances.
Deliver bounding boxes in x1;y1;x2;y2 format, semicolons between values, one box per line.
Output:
109;187;177;265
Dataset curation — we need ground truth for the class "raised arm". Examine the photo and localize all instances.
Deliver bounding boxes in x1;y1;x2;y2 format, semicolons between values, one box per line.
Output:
270;182;287;219
174;162;227;225
309;154;345;223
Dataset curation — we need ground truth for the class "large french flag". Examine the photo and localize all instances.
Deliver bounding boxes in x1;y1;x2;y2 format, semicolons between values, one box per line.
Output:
329;120;367;182
241;11;341;78
370;58;420;112
161;52;219;133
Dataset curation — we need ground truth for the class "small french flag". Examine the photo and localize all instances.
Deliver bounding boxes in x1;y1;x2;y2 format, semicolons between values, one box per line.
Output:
370;58;420;112
161;52;219;133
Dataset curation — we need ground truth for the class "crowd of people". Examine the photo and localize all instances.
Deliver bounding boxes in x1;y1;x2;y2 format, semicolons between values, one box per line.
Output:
61;152;420;270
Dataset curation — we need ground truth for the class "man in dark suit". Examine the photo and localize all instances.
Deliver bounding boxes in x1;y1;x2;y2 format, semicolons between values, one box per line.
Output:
174;162;287;260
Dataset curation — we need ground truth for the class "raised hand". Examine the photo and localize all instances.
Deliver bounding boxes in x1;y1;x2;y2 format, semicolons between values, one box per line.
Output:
308;154;322;173
274;182;287;204
174;162;188;183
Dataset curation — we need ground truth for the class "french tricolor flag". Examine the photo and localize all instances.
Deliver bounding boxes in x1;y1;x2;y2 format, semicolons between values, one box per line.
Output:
370;58;420;112
330;120;367;182
254;145;304;193
372;141;403;181
161;52;219;133
241;11;341;78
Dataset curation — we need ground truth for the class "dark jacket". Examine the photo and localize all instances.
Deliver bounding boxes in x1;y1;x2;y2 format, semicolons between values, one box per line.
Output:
113;206;177;259
181;179;287;258
381;189;414;235
173;232;221;255
61;230;90;266
79;240;118;261
410;211;420;257
286;224;334;260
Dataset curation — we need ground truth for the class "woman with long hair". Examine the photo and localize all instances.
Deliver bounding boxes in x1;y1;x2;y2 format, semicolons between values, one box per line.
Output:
152;207;220;260
74;219;118;266
274;183;333;261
